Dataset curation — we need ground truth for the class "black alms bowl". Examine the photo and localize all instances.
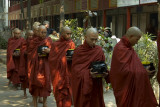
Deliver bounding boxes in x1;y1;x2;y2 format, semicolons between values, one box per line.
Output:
37;46;48;55
14;49;20;53
90;61;108;74
66;49;74;57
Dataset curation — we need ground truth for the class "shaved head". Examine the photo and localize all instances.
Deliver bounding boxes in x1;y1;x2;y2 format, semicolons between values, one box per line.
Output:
60;26;71;35
86;27;98;36
85;27;98;47
39;25;47;38
60;26;72;40
13;28;21;33
26;30;33;39
13;28;21;38
126;26;142;37
39;25;46;30
125;26;142;46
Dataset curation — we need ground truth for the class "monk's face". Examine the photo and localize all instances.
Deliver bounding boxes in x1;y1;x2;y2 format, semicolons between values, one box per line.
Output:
33;28;39;36
27;32;34;39
85;33;98;47
62;29;72;40
39;29;47;38
14;30;21;39
128;35;141;46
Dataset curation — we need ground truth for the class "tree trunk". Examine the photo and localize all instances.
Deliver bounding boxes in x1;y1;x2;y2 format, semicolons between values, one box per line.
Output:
27;0;31;30
60;0;64;31
20;0;25;30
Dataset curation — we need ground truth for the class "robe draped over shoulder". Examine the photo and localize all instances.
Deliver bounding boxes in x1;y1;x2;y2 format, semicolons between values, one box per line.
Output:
49;37;75;106
71;41;106;107
110;36;158;107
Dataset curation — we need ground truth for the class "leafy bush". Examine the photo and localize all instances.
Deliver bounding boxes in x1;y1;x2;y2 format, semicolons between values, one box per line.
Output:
134;33;158;84
0;36;7;49
64;19;84;47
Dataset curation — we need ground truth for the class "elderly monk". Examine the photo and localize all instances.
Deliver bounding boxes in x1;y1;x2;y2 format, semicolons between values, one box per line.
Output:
49;26;75;107
19;30;33;98
27;25;52;107
7;28;25;89
71;28;108;107
110;27;158;107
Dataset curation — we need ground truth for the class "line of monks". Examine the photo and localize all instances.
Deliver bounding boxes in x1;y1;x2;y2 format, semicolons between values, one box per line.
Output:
6;23;159;107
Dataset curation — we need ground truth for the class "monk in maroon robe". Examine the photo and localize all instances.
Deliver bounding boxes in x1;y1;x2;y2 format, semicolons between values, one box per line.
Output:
7;28;25;89
157;31;160;84
19;30;33;98
71;28;108;107
27;25;52;107
49;27;75;107
110;27;158;107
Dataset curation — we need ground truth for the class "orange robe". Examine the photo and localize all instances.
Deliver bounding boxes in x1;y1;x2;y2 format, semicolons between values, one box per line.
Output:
27;36;52;97
19;38;31;89
7;37;25;85
110;36;158;107
49;37;75;107
71;41;106;107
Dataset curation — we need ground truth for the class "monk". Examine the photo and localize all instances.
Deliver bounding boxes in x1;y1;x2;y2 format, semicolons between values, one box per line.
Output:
49;26;75;107
27;25;52;107
71;28;108;107
157;30;160;84
7;28;25;89
110;27;158;107
19;30;33;98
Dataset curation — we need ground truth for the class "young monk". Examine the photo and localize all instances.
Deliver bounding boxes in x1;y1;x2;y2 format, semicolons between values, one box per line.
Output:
49;26;75;107
27;25;52;107
19;30;33;98
7;28;25;89
110;27;158;107
71;28;108;107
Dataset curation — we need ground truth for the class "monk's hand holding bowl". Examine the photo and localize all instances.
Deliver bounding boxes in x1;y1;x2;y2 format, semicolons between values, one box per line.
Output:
43;48;50;54
102;72;108;78
146;66;156;76
90;68;99;78
13;51;20;57
38;53;44;57
66;56;72;61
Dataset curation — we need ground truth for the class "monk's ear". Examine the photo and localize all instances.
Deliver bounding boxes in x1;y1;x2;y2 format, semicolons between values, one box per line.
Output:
85;35;87;39
129;35;134;39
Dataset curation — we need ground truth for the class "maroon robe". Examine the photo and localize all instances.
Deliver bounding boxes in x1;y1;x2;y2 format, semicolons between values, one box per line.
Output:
27;36;52;97
110;36;158;107
19;38;32;89
71;41;106;107
157;32;160;84
7;37;25;85
49;37;75;107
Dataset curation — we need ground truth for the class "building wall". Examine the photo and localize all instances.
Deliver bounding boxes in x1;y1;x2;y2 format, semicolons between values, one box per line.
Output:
0;0;8;31
8;0;158;36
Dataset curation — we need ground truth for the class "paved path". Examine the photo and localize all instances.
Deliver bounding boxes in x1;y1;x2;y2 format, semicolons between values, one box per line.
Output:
0;49;116;107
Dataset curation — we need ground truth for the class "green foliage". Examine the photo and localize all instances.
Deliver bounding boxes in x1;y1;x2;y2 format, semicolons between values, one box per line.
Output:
65;19;114;89
97;27;113;69
64;19;84;47
65;19;114;67
0;36;7;49
134;33;158;84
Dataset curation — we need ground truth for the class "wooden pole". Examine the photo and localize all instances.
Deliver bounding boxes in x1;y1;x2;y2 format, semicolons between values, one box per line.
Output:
60;0;64;31
103;10;106;27
27;0;31;30
126;7;131;30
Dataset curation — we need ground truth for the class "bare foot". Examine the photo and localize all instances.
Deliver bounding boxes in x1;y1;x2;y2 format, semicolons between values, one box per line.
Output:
23;94;27;99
